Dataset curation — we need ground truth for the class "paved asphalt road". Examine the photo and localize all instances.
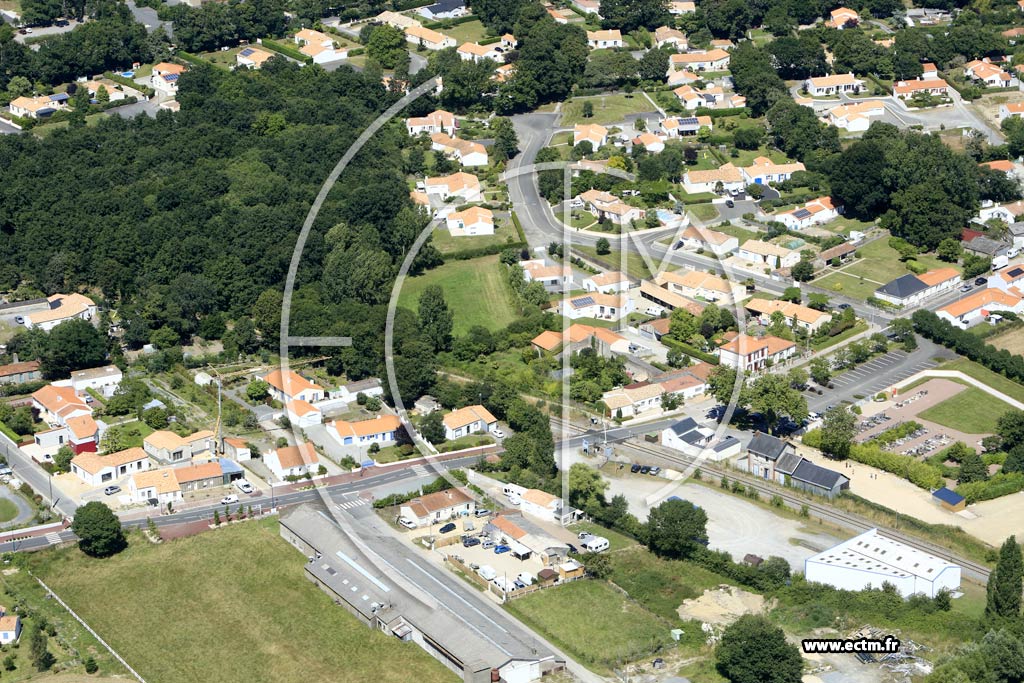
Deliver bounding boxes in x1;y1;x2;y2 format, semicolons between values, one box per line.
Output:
0;433;75;518
0;454;478;553
507;111;896;326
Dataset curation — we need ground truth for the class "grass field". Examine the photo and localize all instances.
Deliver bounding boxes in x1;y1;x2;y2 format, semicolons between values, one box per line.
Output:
815;271;880;300
608;547;733;622
0;498;18;523
0;562;127;680
108;420;154;449
841;237;958;284
505;580;673;673
574;245;653;279
690;203;720;222
35;522;456;683
560;94;657;126
440;19;487;44
936;357;1024;404
918;386;1014;434
710;223;760;244
988;325;1024;354
397;255;518;335
430;221;519;254
811;320;869;352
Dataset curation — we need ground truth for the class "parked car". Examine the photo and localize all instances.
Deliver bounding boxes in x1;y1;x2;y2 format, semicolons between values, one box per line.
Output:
513;579;527;590
567;543;579;554
482;539;496;549
398;517;417;529
13;316;23;324
463;536;481;547
630;463;641;473
103;485;121;496
975;277;988;286
578;531;592;540
494;545;511;554
725;199;735;208
439;522;456;534
220;494;239;505
235;479;254;494
640;465;651;474
491;428;505;438
649;466;661;476
960;284;973;293
474;508;491;518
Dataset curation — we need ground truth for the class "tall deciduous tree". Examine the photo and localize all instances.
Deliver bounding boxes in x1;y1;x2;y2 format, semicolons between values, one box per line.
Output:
40;319;107;380
819;406;855;460
71;501;127;558
599;0;667;32
646;497;707;559
716;615;803;683
743;373;808;434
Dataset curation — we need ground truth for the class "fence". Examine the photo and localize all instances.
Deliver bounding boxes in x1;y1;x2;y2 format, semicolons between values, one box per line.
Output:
34;576;147;683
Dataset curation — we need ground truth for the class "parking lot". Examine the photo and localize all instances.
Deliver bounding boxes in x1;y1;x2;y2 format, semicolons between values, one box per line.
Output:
807;348;941;413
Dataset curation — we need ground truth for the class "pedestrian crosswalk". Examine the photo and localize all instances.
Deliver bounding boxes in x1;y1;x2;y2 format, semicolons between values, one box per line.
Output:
44;532;62;545
336;498;369;510
409;464;429;477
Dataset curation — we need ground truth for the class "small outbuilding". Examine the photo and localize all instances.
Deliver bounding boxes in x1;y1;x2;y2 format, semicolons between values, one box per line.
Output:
932;486;966;512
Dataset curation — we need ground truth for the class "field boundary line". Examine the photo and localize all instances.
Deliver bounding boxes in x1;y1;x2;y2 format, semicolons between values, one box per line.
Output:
892;370;1024;410
33;575;147;683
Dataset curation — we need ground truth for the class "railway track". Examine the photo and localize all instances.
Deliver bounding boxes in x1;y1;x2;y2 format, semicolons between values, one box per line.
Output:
619;439;991;582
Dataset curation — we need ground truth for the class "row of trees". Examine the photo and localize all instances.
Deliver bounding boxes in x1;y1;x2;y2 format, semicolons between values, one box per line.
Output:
706;367;809;434
157;0;289;54
913;310;1024;383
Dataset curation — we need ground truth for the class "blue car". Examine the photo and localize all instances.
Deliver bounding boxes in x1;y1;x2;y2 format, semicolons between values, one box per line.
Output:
494;545;511;554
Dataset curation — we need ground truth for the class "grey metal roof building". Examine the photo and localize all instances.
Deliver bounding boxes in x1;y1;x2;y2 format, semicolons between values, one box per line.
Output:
876;274;928;300
280;505;561;683
747;432;789;461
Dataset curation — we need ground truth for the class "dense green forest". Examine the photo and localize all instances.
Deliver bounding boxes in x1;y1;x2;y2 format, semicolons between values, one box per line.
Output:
0;59;447;394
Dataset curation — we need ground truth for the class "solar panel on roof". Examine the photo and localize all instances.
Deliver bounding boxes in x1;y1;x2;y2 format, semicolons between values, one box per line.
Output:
793;209;812;219
679;117;698;125
240;48;255;56
164;74;179;82
571;296;595;307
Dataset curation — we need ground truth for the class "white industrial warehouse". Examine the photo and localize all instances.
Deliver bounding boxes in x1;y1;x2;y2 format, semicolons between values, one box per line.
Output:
804;528;961;598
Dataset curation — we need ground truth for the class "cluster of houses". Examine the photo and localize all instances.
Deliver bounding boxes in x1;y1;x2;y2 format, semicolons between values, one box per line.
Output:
236;30;349;70
262;368;385;429
681;156;805;194
406;109;497;237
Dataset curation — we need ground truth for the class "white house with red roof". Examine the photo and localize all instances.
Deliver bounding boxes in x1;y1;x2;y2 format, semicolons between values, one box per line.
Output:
445;206;495;236
774;197;840;230
937;288;1024;328
23;293;96;331
262;369;325;404
442;405;497;440
31;384;91;427
70;447;150;487
718;334;796;371
583;271;630;294
399;487;475;528
406;109;457;136
265;442;319;480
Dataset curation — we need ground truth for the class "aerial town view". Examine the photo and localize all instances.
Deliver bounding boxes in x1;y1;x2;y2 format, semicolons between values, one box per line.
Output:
3;0;1024;681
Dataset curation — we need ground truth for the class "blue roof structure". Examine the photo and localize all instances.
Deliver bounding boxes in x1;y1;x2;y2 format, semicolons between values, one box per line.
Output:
49;93;70;102
164;73;179;82
932;487;965;506
240;47;256;57
219;458;244;475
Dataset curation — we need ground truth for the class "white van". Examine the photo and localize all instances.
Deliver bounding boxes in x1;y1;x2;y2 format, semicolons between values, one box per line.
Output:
580;535;610;553
235;479;254;494
477;564;497;581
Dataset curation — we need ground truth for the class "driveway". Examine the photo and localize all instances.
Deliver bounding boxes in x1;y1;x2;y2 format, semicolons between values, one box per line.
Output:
13;21;80;43
105;100;162;120
0;120;21;135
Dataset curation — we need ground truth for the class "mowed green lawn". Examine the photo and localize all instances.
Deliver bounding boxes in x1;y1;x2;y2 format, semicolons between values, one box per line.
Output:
442;19;488;43
430;221;519;254
36;521;456;683
505;580;673;672
841;237;959;283
397;255;518;334
560;94;658;126
939;358;1024;404
815;271;882;301
917;386;1015;434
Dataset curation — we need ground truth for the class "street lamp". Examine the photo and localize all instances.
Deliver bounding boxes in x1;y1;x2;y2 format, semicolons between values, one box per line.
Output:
270;481;276;510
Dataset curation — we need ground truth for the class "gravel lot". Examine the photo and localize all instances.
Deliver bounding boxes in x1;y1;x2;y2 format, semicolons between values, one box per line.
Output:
603;469;841;569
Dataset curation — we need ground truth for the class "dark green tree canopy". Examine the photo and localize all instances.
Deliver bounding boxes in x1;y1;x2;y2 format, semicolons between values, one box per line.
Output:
71;501;127;558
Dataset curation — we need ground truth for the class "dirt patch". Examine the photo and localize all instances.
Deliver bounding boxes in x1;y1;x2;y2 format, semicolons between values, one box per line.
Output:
972;92;1024;133
677;584;769;625
989;326;1024;355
